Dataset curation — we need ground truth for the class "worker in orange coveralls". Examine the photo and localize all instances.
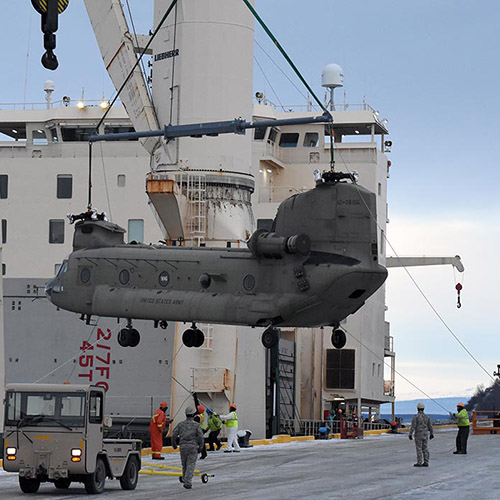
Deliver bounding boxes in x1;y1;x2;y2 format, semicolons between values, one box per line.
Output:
150;401;170;460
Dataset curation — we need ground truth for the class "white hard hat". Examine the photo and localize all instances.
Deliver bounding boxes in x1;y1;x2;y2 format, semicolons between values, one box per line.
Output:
417;402;425;410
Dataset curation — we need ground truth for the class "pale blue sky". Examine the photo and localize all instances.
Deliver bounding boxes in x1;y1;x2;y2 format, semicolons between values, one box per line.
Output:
1;1;499;399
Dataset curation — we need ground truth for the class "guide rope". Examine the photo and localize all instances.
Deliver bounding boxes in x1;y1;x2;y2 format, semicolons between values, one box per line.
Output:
335;150;499;388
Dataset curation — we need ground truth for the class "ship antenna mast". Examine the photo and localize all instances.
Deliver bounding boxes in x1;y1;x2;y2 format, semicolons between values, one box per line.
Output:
239;0;335;169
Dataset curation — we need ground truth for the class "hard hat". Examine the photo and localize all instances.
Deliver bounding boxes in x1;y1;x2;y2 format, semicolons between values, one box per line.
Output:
197;405;205;414
230;403;237;410
160;401;168;408
185;406;195;416
417;402;425;410
457;402;465;407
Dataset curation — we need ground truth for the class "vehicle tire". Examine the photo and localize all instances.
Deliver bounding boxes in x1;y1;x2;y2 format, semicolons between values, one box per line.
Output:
19;477;41;493
201;473;209;484
119;456;139;491
118;329;130;347
128;329;141;348
192;328;205;348
182;328;195;347
261;327;279;349
84;457;106;494
331;329;347;349
54;478;71;489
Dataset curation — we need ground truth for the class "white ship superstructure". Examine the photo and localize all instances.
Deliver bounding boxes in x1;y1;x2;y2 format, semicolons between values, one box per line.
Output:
1;0;397;439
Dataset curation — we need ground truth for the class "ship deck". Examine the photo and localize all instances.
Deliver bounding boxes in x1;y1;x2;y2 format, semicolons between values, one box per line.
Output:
1;429;499;498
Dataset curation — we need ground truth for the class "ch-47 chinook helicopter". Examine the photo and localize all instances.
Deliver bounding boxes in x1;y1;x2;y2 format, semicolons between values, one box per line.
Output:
46;169;387;350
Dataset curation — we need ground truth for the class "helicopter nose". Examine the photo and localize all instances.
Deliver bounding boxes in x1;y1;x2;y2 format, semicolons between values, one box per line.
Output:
45;278;63;298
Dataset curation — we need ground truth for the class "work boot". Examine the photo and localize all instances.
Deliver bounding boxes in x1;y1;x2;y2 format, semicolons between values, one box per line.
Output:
423;463;429;467
183;484;192;489
216;443;222;450
224;450;232;453
414;463;423;467
179;476;184;484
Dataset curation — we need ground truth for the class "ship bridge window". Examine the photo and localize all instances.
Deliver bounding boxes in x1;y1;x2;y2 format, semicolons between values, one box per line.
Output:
268;127;278;144
32;129;48;146
0;175;7;198
303;132;319;147
2;263;5;276
49;219;65;244
0;125;27;141
60;127;96;142
254;126;267;141
104;126;137;140
57;174;73;199
2;219;6;244
279;132;299;148
50;128;59;143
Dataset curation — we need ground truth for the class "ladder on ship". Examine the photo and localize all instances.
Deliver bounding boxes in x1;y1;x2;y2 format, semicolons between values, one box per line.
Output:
186;174;207;246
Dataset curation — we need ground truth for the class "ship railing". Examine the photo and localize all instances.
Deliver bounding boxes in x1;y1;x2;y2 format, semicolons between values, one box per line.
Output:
0;99;121;110
254;100;377;113
281;418;390;437
472;411;500;435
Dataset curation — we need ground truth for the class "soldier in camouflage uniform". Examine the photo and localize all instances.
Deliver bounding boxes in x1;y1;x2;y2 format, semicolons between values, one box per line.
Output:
172;406;204;489
408;401;434;467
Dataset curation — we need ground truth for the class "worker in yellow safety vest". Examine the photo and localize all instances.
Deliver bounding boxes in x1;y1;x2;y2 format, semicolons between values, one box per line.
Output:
450;402;470;454
221;404;240;452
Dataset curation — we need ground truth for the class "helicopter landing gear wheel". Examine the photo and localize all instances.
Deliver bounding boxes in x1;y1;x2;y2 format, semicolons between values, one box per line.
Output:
128;328;140;347
182;323;204;348
331;329;347;349
118;324;141;348
159;320;168;330
192;328;205;348
261;327;279;349
118;329;131;347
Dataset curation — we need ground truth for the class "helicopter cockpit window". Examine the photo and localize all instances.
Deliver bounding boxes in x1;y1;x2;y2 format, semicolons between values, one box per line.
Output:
57;260;68;278
279;132;299;148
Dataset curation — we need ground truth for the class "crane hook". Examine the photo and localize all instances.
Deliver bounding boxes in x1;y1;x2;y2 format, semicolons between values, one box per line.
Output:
455;283;463;309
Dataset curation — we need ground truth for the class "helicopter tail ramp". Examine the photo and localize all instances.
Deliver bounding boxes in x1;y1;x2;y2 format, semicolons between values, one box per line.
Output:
84;0;160;155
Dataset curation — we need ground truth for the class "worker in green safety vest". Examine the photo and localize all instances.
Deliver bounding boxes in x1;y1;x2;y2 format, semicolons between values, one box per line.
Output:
221;403;241;452
206;408;222;451
450;402;470;454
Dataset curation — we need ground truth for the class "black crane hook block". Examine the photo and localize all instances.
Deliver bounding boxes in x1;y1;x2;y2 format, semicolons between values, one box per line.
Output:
31;0;70;70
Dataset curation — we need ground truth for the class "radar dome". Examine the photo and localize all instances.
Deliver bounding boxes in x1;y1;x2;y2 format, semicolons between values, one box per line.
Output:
321;64;344;89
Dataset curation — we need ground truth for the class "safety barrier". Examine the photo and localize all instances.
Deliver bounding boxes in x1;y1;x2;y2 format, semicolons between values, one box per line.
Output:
472;411;500;435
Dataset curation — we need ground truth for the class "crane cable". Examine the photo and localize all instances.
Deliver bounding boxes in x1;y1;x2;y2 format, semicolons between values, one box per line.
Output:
335;149;499;389
240;0;335;168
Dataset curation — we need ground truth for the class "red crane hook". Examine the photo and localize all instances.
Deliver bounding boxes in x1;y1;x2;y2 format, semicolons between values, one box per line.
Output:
455;283;463;308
